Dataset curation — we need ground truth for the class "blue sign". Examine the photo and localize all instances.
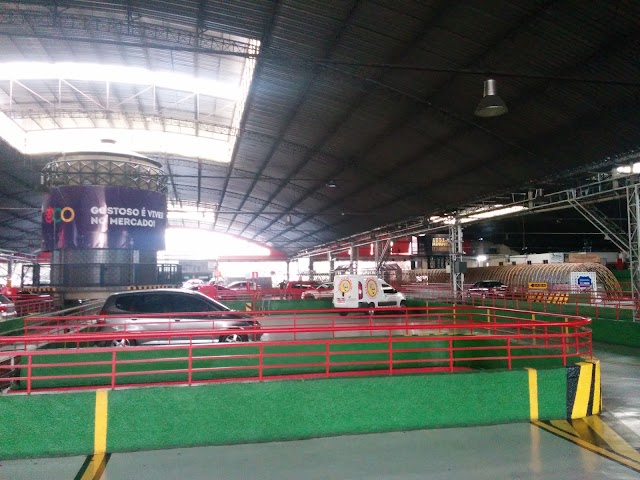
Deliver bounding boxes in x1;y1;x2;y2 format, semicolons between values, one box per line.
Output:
577;276;592;287
42;185;167;251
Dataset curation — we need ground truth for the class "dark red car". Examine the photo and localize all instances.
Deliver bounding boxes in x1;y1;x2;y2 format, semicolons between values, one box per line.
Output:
281;280;323;299
195;284;240;301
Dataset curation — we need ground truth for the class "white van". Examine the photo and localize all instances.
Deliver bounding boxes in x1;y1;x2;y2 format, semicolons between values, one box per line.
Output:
332;275;406;314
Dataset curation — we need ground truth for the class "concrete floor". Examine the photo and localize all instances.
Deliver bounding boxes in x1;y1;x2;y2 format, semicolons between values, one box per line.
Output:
1;343;639;480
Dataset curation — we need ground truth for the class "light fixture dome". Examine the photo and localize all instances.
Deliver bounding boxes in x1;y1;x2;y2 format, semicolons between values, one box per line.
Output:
474;79;508;118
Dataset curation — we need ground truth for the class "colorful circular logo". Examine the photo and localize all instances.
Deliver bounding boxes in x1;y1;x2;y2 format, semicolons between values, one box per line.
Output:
338;279;352;293
44;206;75;224
365;278;378;298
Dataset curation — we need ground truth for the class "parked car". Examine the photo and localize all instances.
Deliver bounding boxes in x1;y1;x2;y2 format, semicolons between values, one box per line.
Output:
226;280;260;291
467;280;508;298
97;289;261;347
182;278;205;289
301;282;334;300
0;293;16;321
281;280;323;299
196;284;240;300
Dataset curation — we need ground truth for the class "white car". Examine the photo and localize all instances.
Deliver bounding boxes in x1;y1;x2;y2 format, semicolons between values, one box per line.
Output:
0;293;16;321
226;280;260;290
301;282;334;300
182;278;205;289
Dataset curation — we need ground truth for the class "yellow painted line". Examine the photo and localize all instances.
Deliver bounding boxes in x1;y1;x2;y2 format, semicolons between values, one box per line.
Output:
81;454;107;480
571;362;593;419
583;416;640;463
533;420;640;473
549;419;580;437
593;360;601;414
571;418;601;446
94;390;108;455
525;368;538;421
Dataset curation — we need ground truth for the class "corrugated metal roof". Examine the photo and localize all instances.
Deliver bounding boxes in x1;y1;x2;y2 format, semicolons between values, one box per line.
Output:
1;0;640;256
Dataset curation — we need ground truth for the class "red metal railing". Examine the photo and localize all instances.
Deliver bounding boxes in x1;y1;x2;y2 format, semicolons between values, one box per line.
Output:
0;306;592;393
403;283;637;321
11;295;57;317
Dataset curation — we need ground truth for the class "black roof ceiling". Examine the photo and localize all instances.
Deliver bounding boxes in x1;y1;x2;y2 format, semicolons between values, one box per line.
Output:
0;1;639;257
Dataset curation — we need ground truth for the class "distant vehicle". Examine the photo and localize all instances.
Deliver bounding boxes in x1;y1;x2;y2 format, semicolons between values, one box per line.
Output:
97;289;261;347
281;280;322;299
301;282;334;300
226;280;260;291
332;275;405;315
467;280;508;298
196;284;240;300
0;293;16;321
182;278;205;289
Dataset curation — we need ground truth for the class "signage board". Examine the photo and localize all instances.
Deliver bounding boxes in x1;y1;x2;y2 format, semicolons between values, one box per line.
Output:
528;282;548;289
577;276;592;287
569;271;598;293
42;185;167;251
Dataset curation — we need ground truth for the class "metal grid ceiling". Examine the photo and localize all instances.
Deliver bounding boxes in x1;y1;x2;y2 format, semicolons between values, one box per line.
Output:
0;1;639;257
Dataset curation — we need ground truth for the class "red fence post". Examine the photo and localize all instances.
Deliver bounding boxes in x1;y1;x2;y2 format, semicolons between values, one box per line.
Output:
325;342;330;377
404;308;409;336
388;334;393;376
293;312;297;341
188;344;193;386
27;355;32;394
111;351;117;389
331;314;335;339
259;344;264;381
507;338;512;370
448;339;454;373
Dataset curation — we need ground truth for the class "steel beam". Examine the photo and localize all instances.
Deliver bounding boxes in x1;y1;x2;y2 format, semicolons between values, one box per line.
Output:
627;185;640;320
449;222;464;302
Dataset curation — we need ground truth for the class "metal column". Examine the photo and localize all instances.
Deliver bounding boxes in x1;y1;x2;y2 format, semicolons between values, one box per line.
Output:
328;252;334;281
449;221;464;301
349;243;357;274
374;241;380;275
626;185;640;320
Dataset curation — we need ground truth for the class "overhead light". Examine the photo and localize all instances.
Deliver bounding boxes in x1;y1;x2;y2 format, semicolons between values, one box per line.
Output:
616;163;640;174
286;214;292;224
326;180;337;188
464;205;527;221
476;255;487;262
474;79;508;118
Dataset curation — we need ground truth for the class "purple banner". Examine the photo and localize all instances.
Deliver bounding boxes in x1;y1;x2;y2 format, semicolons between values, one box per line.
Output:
42;186;166;250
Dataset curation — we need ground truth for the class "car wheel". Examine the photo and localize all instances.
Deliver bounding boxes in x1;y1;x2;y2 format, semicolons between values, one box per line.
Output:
400;300;406;308
367;303;376;315
219;333;249;343
111;338;135;347
338;311;348;316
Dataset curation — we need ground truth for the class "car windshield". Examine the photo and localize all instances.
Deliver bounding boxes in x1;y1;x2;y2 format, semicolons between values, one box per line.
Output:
0;294;10;303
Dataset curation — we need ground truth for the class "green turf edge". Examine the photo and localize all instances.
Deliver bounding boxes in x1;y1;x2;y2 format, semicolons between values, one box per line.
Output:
0;391;95;459
106;369;535;453
0;316;25;335
0;363;578;459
